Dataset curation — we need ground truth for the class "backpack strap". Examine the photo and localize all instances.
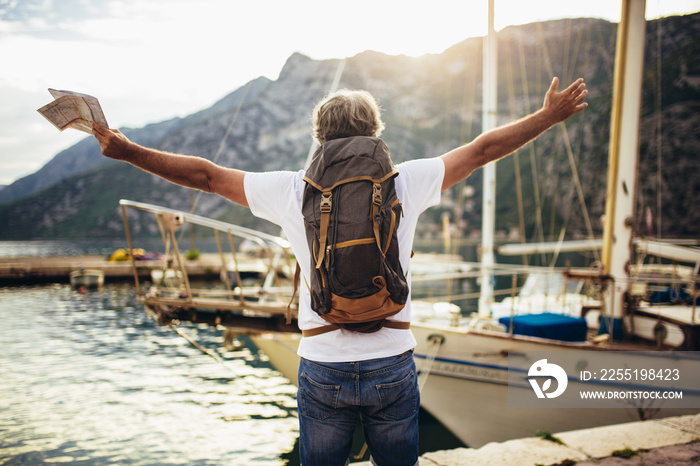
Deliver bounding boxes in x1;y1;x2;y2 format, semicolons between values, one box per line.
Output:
371;183;385;258
301;320;410;337
286;262;302;324
301;324;341;337
383;198;400;255
314;191;332;269
382;321;411;330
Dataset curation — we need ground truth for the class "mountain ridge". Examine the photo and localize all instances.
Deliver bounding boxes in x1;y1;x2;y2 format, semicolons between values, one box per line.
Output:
1;14;698;241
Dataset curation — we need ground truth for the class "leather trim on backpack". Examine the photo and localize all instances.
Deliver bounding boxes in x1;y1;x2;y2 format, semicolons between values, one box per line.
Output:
321;276;404;324
332;237;376;249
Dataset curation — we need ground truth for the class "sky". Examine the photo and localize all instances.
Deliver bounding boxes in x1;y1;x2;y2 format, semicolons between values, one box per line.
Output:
1;0;699;186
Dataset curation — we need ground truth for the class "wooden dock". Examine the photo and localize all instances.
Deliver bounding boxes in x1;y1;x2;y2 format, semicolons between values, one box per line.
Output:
0;254;225;285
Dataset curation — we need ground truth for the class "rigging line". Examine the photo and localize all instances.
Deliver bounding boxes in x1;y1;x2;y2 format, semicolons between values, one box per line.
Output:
553;22;590;261
551;129;584;268
537;21;599;260
536;22;555;85
451;57;478;257
565;22;589;169
459;63;477;145
189;80;254;215
634;13;664;245
559;122;601;262
505;42;529;266
175;80;255;247
561;19;586;84
566;23;586;85
655;13;663;239
537;21;565;241
563;19;571;83
445;72;453;147
561;21;588;164
548;133;562;240
516;32;547;252
303;58;346;170
278;57;347;245
549;179;578;268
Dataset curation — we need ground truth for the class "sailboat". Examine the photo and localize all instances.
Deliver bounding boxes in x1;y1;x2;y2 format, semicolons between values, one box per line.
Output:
406;0;700;447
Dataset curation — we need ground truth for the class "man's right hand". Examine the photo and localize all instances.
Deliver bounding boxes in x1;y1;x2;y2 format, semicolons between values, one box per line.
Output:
92;121;133;161
541;77;588;124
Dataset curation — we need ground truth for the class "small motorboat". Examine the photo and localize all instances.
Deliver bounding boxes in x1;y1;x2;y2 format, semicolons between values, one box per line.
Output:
70;267;104;289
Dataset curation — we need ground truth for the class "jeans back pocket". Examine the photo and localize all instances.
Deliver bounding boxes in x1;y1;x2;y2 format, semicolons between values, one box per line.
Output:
375;369;418;421
299;371;341;421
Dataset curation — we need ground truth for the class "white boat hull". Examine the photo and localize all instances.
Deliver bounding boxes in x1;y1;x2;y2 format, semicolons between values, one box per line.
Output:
411;322;700;447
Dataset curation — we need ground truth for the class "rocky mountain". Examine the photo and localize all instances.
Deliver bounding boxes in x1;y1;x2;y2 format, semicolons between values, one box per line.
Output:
1;13;698;242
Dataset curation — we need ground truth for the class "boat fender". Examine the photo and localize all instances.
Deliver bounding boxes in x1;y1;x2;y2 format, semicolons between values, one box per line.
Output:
653;322;668;345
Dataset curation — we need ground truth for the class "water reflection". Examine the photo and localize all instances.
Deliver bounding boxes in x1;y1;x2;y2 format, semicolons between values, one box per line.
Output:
0;284;298;465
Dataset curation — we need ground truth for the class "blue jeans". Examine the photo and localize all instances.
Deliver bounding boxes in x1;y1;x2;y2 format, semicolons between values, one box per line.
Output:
297;350;419;466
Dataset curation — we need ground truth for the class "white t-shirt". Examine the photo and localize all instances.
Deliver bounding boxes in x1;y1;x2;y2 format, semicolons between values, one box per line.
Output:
244;157;445;362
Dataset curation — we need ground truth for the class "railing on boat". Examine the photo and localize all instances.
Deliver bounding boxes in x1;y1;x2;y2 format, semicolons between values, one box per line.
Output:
118;199;698;341
119;199;299;332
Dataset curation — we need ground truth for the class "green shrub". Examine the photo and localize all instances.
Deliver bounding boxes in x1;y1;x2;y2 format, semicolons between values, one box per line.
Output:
185;249;201;260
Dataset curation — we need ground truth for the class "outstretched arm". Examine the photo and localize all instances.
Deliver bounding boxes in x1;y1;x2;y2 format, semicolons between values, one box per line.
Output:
440;77;588;191
92;122;249;207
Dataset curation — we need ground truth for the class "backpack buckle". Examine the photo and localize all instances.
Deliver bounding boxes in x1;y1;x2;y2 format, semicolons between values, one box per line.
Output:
320;192;332;213
372;183;382;206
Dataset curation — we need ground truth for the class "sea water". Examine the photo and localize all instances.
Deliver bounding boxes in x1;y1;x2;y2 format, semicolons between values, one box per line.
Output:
0;241;465;464
0;283;299;465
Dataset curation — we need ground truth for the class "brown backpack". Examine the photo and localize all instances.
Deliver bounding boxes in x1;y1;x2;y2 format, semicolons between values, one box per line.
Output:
299;136;409;337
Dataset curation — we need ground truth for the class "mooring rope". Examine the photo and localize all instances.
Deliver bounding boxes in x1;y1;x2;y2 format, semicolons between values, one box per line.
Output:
417;335;445;392
167;323;295;411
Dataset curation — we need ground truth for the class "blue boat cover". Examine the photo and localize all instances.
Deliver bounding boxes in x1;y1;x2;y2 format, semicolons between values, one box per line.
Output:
498;313;588;342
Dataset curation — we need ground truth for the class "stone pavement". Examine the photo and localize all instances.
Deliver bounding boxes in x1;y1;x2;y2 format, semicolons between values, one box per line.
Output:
355;413;700;465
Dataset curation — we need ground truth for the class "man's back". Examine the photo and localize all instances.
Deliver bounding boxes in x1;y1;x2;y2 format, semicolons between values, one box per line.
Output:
243;156;444;362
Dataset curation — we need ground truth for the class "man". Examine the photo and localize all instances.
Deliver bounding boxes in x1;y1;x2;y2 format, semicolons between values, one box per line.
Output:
93;76;587;465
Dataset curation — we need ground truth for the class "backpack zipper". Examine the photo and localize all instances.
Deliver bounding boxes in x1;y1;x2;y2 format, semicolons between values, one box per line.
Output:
328;186;341;275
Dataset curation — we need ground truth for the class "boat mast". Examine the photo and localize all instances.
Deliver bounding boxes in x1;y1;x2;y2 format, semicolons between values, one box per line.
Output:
601;0;647;336
479;0;498;316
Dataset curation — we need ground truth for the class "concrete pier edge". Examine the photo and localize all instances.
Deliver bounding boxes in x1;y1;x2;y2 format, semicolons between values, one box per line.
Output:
355;413;700;465
0;254;227;285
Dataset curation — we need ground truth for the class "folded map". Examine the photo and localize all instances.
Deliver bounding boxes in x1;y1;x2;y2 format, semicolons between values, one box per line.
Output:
37;89;108;134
